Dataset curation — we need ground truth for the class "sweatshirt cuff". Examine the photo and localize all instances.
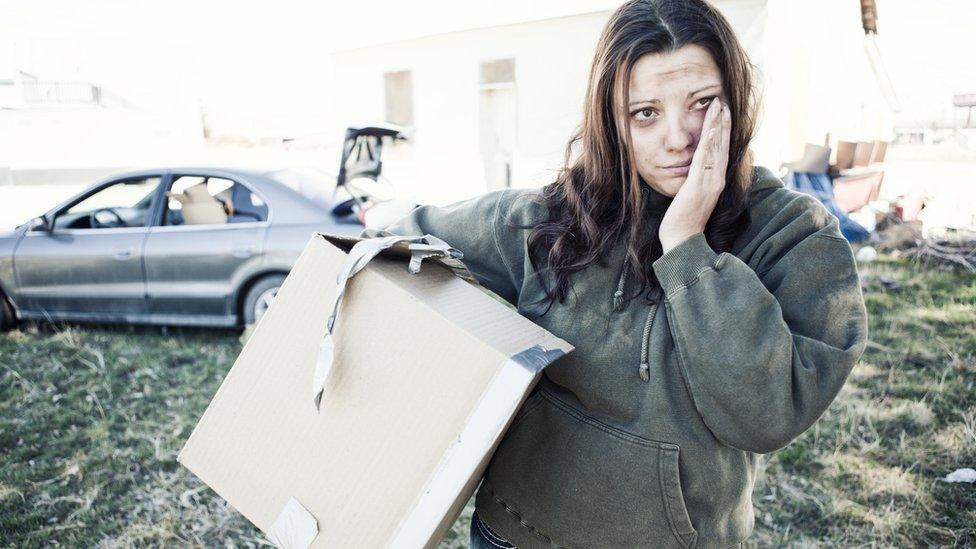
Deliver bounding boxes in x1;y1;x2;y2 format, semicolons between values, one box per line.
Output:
652;232;720;296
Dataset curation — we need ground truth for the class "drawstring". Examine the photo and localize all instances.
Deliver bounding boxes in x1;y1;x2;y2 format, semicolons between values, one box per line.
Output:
612;261;628;311
638;305;653;381
638;285;663;382
612;254;662;383
612;187;672;382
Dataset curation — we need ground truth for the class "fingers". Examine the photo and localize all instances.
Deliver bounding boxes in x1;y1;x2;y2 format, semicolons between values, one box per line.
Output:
702;99;730;192
688;98;722;184
717;102;731;179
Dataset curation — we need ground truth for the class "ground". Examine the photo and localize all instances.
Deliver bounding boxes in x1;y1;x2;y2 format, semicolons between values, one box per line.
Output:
1;253;973;547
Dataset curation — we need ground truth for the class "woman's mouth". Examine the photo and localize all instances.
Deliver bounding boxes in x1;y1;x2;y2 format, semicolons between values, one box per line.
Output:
661;160;692;176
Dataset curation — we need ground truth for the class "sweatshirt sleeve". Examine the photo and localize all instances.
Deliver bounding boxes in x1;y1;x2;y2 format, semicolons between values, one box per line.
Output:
358;189;522;306
651;211;869;454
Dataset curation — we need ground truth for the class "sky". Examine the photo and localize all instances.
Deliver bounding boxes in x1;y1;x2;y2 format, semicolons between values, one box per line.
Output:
1;0;973;126
0;0;619;120
873;0;976;125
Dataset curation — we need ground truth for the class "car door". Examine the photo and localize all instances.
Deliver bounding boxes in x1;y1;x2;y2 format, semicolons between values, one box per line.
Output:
12;175;162;320
142;173;269;325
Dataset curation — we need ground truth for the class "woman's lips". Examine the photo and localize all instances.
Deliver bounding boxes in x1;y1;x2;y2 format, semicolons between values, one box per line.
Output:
662;160;692;177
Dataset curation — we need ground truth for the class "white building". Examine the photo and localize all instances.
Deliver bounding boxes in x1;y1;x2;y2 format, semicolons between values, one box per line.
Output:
0;39;204;186
330;0;897;205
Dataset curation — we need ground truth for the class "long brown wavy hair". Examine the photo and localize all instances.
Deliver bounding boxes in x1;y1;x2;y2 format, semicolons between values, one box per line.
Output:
512;0;759;316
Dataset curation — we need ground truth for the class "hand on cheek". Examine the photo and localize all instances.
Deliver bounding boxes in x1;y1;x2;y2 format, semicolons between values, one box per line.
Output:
658;97;732;254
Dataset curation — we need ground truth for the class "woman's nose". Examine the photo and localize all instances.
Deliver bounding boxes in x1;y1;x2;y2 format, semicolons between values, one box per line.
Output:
662;113;696;152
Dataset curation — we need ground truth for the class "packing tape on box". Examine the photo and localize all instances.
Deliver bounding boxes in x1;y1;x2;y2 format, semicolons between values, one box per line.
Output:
314;234;461;410
509;344;567;374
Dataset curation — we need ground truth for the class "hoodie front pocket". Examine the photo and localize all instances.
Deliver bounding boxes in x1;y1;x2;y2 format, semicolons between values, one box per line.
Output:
485;389;699;548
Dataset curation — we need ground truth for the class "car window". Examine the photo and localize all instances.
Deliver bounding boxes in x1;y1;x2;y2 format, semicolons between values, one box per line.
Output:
230;181;269;223
55;176;161;230
163;175;266;226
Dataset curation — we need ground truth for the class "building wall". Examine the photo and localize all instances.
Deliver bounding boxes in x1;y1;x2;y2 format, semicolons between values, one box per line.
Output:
331;11;611;204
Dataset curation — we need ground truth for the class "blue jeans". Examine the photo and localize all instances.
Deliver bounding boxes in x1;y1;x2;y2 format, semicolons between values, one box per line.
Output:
469;510;516;548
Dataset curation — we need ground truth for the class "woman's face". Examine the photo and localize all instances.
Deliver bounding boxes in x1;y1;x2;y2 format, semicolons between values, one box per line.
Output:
621;44;728;197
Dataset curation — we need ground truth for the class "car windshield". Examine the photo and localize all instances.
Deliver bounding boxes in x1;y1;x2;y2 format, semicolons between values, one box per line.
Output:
70;179;158;212
55;176;162;230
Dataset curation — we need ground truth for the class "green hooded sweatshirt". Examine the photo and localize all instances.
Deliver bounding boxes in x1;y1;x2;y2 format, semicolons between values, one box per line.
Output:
360;166;868;548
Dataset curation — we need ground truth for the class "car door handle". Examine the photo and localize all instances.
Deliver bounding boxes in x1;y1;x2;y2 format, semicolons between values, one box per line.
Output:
113;248;132;260
233;246;256;258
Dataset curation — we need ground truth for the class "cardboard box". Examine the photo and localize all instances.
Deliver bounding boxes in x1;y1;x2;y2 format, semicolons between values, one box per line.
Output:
178;233;573;548
853;141;874;167
834;140;857;170
782;143;831;174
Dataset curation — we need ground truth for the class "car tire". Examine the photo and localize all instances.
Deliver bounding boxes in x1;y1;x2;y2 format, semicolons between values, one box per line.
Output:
242;274;286;327
0;293;16;332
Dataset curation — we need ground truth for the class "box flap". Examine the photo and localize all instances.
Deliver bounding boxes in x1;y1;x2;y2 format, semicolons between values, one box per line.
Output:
319;232;483;289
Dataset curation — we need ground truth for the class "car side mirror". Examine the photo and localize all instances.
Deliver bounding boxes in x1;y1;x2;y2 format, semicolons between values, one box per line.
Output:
30;215;52;233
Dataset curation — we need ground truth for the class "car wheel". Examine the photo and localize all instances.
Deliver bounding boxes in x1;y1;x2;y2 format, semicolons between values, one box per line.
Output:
242;274;286;326
0;293;16;332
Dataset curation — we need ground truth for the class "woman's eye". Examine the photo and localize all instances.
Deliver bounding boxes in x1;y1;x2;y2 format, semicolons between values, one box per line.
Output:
696;96;717;109
632;108;656;122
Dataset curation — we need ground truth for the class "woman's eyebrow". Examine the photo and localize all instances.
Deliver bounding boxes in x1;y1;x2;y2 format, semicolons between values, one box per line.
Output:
628;84;722;107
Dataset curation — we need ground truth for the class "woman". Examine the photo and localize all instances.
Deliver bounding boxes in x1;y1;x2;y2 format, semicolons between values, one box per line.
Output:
362;0;868;547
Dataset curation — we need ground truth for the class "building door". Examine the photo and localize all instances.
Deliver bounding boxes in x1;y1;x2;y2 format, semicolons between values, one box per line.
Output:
478;59;517;192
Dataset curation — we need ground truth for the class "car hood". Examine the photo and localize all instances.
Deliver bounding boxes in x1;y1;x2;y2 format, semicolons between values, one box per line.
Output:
0;224;26;238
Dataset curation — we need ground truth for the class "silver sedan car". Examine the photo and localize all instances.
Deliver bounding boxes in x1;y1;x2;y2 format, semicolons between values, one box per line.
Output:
0;167;368;331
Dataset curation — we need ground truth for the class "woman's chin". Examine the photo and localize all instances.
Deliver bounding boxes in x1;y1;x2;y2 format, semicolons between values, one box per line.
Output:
642;176;680;197
657;179;683;197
